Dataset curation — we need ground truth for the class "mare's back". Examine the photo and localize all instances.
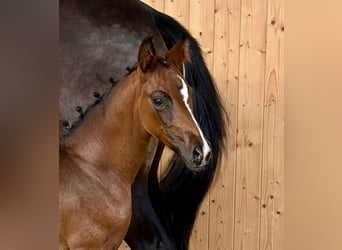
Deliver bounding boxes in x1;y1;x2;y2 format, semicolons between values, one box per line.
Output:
59;0;157;133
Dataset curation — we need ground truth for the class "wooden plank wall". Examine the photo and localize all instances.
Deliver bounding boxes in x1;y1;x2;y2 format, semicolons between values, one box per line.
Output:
120;0;284;249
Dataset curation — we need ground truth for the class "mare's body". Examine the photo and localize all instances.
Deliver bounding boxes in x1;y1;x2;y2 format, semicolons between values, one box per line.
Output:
59;0;166;136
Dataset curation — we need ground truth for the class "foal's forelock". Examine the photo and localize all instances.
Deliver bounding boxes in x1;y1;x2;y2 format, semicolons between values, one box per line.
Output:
176;75;211;163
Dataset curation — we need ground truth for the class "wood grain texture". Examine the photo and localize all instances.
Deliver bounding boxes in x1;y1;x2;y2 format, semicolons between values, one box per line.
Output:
207;0;239;249
233;0;268;249
259;0;284;249
208;0;244;248
143;0;165;10
119;1;284;249
164;0;190;28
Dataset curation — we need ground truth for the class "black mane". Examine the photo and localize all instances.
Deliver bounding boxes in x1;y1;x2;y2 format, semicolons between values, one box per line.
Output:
60;77;119;139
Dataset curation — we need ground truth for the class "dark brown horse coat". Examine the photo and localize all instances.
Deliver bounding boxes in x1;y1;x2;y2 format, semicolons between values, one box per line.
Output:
59;37;211;249
60;0;226;249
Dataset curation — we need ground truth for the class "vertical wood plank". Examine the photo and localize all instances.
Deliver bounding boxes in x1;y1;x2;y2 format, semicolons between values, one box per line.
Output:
141;0;165;11
188;0;215;66
259;0;284;249
207;0;242;249
274;2;284;249
209;0;229;248
164;0;190;29
224;1;243;249
189;196;210;250
234;0;268;249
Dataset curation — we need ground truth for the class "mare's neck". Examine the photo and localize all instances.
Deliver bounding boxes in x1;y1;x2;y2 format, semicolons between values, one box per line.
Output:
65;72;150;184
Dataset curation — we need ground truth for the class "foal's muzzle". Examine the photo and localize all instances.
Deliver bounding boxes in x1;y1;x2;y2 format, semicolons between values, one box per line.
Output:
191;142;212;167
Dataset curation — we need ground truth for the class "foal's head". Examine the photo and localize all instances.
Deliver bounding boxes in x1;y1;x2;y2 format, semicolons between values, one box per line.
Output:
135;37;211;170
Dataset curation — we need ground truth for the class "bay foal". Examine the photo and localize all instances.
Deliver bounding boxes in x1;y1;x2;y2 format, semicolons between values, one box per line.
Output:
59;37;211;249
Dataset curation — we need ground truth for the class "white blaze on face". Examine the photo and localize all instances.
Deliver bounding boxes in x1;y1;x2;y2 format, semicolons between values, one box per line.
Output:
177;75;211;161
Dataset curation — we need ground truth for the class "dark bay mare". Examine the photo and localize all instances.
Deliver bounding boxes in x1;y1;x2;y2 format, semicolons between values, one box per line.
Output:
60;37;212;249
60;0;226;249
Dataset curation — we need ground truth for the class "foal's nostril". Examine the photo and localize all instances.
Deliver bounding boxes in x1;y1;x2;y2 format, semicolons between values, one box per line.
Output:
192;145;203;165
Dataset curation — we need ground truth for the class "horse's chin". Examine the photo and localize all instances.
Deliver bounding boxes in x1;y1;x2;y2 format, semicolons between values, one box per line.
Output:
183;159;207;173
166;143;209;172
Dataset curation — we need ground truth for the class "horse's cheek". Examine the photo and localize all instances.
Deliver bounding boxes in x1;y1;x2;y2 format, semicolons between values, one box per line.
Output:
139;99;156;135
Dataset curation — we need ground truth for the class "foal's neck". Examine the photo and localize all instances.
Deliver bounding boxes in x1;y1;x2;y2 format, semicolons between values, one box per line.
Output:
64;72;150;184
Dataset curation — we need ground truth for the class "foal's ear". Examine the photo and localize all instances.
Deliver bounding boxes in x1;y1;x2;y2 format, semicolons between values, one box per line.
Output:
138;36;156;73
165;37;191;72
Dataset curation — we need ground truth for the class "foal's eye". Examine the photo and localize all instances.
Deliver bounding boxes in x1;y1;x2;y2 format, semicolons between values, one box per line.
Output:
151;90;171;110
152;97;165;108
